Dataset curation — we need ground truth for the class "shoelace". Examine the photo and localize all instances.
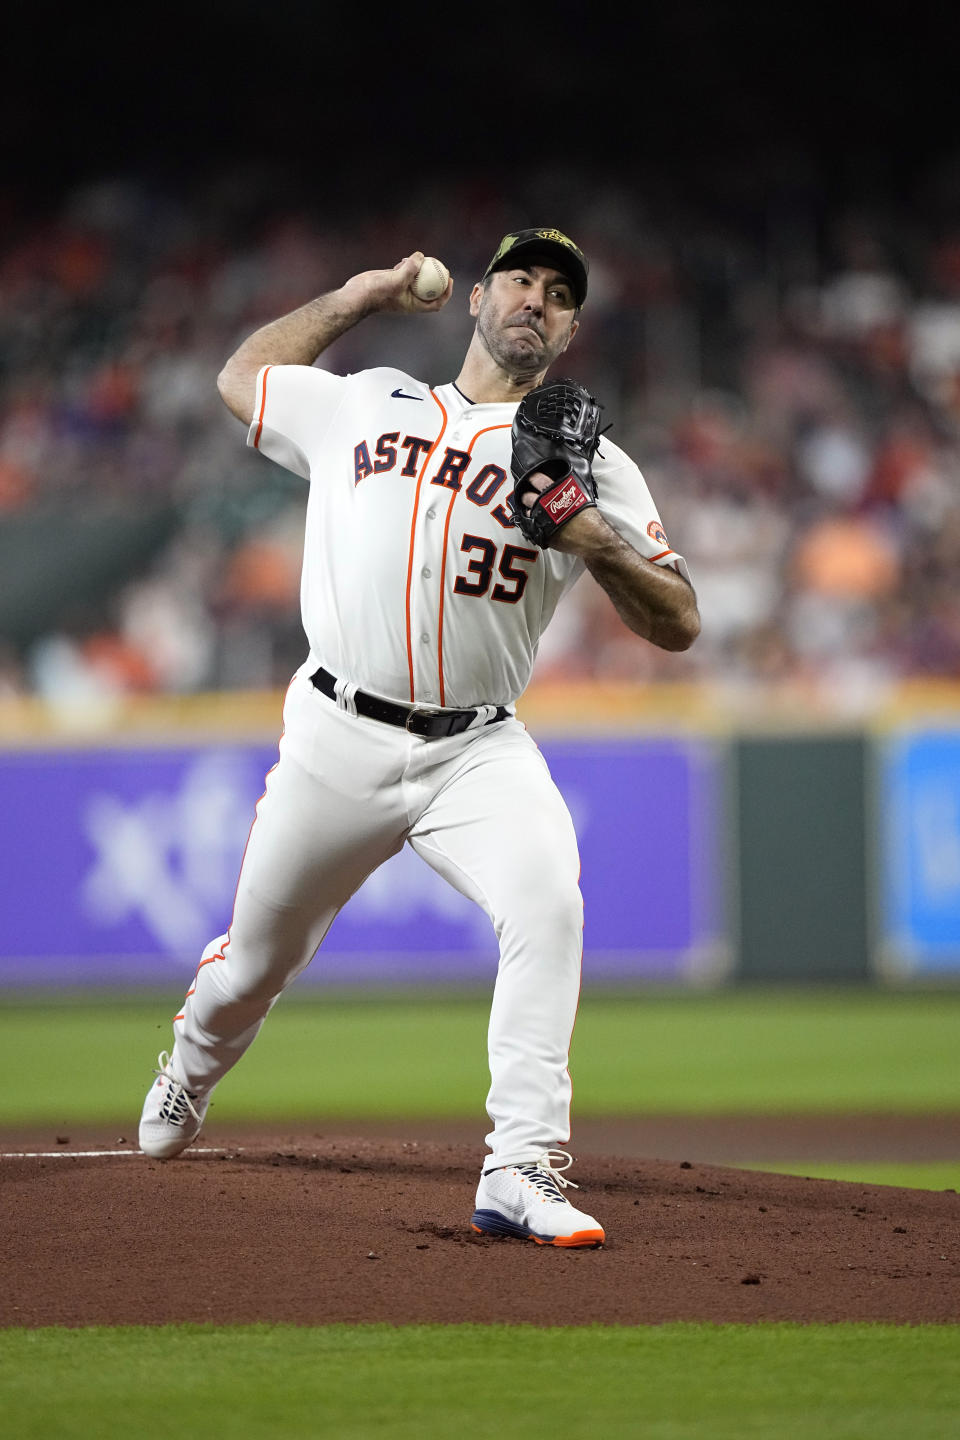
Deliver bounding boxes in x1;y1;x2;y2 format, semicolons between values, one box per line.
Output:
516;1149;580;1202
153;1051;202;1126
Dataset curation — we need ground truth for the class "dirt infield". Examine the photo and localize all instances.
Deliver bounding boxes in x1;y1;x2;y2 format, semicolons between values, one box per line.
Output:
2;1119;958;1327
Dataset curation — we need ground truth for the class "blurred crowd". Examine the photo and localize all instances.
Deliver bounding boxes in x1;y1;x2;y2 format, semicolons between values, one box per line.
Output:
2;168;960;712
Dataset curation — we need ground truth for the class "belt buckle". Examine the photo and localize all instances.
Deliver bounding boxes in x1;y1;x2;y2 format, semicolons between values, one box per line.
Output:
404;705;443;736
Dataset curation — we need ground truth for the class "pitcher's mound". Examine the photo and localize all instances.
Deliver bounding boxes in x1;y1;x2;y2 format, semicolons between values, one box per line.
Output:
2;1130;957;1326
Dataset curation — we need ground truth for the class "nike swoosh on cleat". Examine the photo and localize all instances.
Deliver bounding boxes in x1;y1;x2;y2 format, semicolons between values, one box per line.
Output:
391;388;423;400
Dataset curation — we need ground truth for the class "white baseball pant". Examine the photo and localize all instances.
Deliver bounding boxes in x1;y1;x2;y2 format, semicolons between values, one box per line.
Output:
170;667;584;1168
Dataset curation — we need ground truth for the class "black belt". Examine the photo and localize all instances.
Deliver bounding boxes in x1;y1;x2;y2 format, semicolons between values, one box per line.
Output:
310;667;509;740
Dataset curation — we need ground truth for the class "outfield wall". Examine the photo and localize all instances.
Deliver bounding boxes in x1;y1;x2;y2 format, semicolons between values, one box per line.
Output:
2;683;959;989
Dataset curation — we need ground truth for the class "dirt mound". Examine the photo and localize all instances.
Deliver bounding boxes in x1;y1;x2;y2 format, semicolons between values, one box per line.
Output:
2;1129;957;1326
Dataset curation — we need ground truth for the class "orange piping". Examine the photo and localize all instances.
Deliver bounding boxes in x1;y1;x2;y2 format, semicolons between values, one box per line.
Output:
252;366;272;449
436;489;459;705
434;420;511;705
404;391;448;702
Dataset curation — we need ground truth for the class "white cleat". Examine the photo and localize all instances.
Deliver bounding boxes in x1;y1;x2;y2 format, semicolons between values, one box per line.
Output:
470;1150;605;1247
139;1051;210;1160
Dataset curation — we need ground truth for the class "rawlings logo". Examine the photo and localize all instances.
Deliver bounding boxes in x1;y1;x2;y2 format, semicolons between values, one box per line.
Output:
544;481;583;519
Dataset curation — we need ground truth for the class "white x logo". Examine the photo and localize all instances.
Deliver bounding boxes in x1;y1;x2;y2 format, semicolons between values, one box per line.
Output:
81;752;256;955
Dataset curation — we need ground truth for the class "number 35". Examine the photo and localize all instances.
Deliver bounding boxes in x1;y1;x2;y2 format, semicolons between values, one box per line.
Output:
453;536;538;604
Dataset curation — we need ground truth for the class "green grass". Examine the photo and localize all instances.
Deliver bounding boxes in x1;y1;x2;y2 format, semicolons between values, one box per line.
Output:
1;1322;958;1440
0;989;958;1124
743;1161;960;1192
2;999;957;1437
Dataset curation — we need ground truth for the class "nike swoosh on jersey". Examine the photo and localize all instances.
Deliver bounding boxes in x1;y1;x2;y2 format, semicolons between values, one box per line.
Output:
391;387;423;400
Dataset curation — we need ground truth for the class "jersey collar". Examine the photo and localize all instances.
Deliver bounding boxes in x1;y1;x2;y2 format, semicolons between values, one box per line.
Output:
435;382;517;415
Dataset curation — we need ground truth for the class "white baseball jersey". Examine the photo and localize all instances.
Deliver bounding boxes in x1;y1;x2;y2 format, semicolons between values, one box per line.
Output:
150;357;691;1182
249;364;689;709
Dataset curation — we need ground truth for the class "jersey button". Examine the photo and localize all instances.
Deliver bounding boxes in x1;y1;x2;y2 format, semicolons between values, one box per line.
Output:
421;567;432;579
420;633;430;644
426;508;436;520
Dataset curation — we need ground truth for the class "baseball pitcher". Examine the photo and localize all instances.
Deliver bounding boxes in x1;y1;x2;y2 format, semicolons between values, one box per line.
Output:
139;227;700;1247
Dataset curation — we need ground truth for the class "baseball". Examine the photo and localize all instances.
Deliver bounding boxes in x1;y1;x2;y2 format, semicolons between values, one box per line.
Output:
412;256;449;301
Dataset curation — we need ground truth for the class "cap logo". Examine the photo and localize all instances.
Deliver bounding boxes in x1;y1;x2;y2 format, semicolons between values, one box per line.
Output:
484;227;588;306
532;228;581;256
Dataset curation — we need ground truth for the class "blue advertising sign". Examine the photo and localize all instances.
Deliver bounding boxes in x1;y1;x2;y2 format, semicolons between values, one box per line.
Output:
883;730;960;974
0;737;722;988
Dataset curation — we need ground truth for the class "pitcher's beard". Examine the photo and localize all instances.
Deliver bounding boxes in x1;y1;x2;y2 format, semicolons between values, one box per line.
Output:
478;313;555;379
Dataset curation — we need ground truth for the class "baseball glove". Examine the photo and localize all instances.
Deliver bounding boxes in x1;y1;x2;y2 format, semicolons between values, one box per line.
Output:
508;378;604;547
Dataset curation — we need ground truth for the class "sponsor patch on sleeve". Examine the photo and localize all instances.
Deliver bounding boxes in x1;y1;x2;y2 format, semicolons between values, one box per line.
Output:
647;518;670;547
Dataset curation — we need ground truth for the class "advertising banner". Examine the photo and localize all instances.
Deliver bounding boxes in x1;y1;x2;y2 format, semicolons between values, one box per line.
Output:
1;737;722;989
882;730;960;975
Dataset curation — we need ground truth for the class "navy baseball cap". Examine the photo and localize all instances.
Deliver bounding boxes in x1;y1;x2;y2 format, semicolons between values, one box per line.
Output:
483;228;589;308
